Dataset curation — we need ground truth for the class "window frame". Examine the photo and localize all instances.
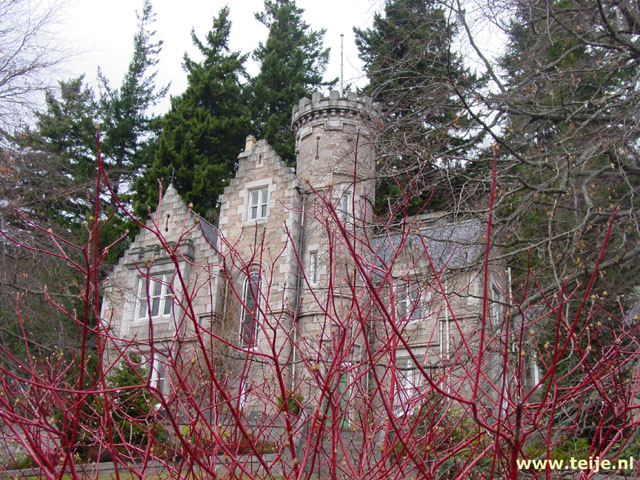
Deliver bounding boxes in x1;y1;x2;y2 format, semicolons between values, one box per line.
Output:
321;362;353;426
240;271;262;350
393;356;422;417
395;279;422;322
149;352;167;394
491;282;506;327
337;367;352;426
239;378;249;410
339;188;353;217
439;313;451;359
308;250;318;285
247;186;269;221
135;273;173;321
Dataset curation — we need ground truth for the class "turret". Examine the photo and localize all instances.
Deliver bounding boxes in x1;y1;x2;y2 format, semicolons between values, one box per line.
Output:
292;90;378;195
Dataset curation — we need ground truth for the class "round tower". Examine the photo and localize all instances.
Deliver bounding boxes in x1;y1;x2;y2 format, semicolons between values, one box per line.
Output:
289;91;379;418
292;90;378;202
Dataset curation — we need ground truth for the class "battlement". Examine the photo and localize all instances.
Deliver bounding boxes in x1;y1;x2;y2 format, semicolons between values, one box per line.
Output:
291;90;378;132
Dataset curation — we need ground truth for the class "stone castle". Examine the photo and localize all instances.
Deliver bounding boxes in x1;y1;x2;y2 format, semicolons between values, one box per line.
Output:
100;91;521;431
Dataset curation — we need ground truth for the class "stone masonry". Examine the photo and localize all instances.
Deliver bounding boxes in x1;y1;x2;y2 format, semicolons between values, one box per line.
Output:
100;91;515;434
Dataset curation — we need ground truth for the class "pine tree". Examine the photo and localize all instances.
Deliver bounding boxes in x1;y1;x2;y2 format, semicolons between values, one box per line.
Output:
251;0;332;164
355;0;481;215
136;7;251;220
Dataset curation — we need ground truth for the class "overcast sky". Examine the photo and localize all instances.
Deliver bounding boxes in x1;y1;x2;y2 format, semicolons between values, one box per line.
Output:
53;0;381;113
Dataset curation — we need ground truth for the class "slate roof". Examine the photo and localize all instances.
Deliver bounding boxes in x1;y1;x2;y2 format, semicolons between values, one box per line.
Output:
371;218;485;273
199;217;218;248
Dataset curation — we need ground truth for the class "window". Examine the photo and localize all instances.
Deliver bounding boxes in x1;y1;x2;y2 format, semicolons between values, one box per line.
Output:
394;357;421;416
248;187;268;220
337;369;351;426
439;313;451;358
321;364;352;426
240;272;261;349
339;188;352;217
395;281;422;322
239;378;249;409
491;283;505;327
136;274;173;320
149;353;167;394
309;251;318;285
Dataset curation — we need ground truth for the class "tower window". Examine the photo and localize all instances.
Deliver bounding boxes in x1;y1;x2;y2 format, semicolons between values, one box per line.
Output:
340;188;352;217
248;187;268;220
240;272;261;349
309;251;318;285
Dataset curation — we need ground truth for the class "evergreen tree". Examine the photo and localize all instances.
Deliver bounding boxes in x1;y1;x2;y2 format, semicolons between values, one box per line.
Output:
16;0;166;264
1;81;95;371
20;76;98;227
136;7;250;220
355;0;481;215
251;0;332;164
99;0;168;198
108;355;168;449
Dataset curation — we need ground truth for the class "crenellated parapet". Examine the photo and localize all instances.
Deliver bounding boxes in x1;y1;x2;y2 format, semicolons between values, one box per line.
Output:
291;90;378;134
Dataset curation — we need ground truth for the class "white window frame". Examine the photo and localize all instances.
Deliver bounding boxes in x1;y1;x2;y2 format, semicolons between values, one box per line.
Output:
239;378;249;409
439;312;451;359
240;271;261;349
247;186;269;221
135;274;173;321
149;352;167;394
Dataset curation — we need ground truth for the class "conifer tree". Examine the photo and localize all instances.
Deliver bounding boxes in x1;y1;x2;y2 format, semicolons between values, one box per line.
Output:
136;7;250;220
99;0;168;198
16;0;166;264
21;76;98;227
1;78;96;371
251;0;332;164
355;0;481;215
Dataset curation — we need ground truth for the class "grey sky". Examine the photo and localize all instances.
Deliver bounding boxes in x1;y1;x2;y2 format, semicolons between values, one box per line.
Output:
55;0;380;113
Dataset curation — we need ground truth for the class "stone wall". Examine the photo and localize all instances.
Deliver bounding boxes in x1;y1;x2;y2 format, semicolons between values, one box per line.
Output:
100;184;219;383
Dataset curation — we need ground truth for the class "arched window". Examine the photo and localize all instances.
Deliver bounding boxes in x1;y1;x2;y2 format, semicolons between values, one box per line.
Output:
240;271;261;349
